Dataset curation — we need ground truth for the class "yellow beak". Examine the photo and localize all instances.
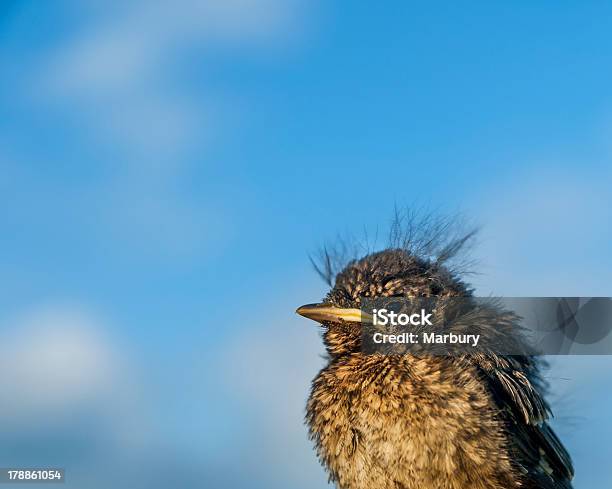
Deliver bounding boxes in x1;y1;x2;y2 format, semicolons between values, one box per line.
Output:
296;303;372;323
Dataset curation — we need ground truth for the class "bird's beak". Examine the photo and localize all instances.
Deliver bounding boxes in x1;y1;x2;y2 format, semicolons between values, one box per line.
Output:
296;303;372;323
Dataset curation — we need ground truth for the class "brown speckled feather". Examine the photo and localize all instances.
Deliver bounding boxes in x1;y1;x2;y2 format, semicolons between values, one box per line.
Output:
304;244;573;489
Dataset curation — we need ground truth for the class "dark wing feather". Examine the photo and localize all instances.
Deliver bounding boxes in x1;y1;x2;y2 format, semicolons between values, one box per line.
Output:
473;353;574;488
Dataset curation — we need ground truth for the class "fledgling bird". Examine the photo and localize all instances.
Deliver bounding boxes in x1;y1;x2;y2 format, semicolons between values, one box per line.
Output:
297;218;574;489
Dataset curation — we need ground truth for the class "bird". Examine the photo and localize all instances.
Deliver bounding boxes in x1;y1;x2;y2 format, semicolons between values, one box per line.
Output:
296;215;574;489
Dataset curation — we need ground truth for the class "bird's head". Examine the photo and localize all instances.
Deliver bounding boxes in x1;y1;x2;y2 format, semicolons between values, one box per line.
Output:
297;248;471;357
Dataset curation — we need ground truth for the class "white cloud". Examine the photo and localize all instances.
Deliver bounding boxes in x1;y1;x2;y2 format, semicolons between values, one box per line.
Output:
219;284;331;487
49;0;302;89
0;307;118;414
14;0;309;261
471;167;612;296
0;304;152;450
36;0;305;162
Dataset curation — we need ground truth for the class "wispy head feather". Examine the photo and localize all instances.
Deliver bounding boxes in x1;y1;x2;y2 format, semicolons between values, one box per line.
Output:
310;207;479;286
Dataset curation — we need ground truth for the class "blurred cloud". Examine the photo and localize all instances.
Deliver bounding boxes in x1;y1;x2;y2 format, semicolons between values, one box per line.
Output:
2;0;312;262
1;303;196;489
218;284;331;488
38;0;306;163
0;306;119;419
0;304;190;489
471;166;612;296
0;304;152;451
50;0;303;85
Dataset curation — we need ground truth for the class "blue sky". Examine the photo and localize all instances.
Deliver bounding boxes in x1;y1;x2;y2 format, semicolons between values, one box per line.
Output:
0;1;611;488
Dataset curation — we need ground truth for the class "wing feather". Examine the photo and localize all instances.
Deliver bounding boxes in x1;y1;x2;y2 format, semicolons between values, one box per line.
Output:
473;353;574;487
